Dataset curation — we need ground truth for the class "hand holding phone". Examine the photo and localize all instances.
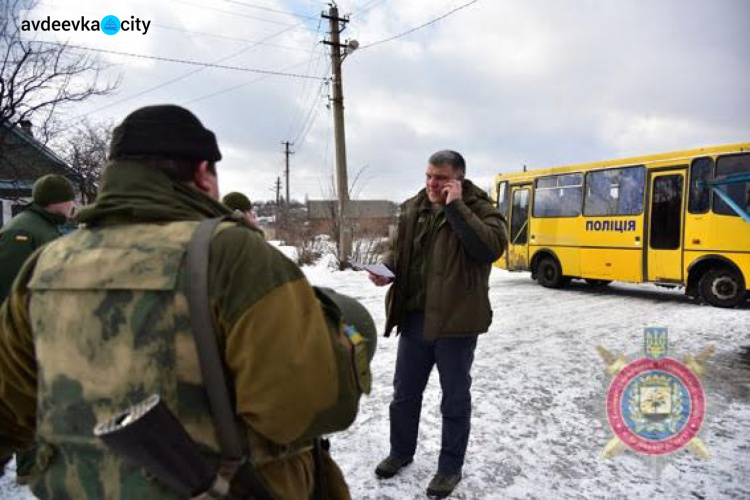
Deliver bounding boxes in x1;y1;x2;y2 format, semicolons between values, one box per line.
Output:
442;179;462;205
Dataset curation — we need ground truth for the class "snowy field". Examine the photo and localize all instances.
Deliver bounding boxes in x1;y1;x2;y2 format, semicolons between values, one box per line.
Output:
3;265;749;499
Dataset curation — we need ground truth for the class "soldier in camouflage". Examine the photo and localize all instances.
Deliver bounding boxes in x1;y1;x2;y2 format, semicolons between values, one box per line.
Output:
0;105;375;499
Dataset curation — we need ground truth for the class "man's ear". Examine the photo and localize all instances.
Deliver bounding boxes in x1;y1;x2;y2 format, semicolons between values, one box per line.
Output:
193;161;213;192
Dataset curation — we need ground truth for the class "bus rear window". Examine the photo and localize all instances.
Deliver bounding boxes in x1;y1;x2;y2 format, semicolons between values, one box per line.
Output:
497;181;509;216
584;166;645;216
688;157;713;214
713;153;750;217
533;173;583;217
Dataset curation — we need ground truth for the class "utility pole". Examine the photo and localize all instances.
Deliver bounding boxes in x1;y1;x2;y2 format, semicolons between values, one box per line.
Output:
273;176;282;234
323;3;358;267
274;177;282;207
282;141;294;211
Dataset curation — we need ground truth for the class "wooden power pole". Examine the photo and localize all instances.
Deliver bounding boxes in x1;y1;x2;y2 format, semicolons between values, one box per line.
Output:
282;141;294;211
323;3;356;266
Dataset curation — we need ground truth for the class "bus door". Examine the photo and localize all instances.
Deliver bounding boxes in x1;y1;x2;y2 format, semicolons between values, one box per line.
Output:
647;169;687;282
508;185;531;271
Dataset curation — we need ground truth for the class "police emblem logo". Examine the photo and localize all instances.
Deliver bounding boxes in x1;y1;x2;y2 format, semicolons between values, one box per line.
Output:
598;328;714;460
644;327;668;359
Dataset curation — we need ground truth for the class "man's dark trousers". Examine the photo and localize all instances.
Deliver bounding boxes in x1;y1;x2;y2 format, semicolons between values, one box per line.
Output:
389;311;478;474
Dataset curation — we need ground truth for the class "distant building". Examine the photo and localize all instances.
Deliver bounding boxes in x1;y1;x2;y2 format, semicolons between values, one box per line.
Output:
306;199;399;236
0;121;79;225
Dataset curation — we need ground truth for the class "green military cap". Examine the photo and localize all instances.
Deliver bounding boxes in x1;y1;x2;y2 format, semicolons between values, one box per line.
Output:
32;174;75;206
222;192;253;212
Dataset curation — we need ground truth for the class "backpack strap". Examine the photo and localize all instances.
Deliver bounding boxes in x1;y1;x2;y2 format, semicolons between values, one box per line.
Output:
186;216;273;500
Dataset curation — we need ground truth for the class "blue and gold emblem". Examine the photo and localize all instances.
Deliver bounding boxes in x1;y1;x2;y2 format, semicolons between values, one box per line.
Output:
598;327;713;460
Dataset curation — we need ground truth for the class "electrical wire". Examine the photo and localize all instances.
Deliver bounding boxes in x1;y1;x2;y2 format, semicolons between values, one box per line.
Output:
293;71;330;150
61;44;326;79
219;0;314;20
182;50;325;106
285;19;325;139
359;0;481;50
62;16;320;124
152;22;317;53
172;0;303;26
353;0;389;17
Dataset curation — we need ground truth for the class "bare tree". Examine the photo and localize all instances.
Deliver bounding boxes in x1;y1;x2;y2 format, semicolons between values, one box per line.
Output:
59;119;112;203
311;165;392;269
0;0;119;172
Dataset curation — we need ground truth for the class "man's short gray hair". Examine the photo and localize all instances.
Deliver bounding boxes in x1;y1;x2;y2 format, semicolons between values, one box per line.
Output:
428;150;466;178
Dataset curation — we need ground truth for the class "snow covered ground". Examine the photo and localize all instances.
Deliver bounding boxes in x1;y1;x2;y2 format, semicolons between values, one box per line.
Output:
3;265;749;499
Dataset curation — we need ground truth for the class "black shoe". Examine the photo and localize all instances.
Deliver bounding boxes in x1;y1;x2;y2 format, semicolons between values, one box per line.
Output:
426;472;462;498
374;455;413;479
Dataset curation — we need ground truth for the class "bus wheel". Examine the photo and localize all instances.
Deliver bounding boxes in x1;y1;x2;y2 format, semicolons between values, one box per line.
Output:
699;267;745;308
537;257;569;289
585;279;612;287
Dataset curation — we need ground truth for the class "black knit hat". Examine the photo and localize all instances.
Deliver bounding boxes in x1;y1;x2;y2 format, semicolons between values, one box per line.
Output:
222;192;253;212
32;174;76;206
109;105;222;161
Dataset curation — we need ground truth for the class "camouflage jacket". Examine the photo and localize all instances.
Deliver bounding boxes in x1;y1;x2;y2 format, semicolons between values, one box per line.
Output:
0;161;365;499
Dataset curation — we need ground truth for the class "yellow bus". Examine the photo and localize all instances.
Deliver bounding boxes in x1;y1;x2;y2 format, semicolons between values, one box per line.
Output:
493;143;750;308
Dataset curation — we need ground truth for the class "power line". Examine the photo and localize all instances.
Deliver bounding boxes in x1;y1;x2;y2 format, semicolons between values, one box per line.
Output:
360;0;481;50
286;20;325;138
182;53;324;106
173;0;303;26
61;44;326;79
353;0;389;17
220;0;314;20
62;17;319;123
152;22;317;53
293;75;329;150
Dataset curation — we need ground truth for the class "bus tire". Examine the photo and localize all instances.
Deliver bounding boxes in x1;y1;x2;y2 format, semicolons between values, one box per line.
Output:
537;256;569;289
585;279;612;286
699;267;746;308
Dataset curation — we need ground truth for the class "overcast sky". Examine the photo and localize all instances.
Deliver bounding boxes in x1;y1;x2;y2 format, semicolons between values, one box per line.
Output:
27;0;750;203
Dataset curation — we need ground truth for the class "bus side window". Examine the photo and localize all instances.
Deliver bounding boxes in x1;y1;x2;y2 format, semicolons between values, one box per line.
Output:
584;166;644;216
689;157;713;214
713;153;750;216
534;173;582;218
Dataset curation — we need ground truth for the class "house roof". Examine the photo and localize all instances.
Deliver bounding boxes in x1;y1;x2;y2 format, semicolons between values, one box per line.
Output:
307;199;398;220
0;123;75;183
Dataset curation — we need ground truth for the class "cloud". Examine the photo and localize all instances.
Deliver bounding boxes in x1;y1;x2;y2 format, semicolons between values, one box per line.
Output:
45;0;750;203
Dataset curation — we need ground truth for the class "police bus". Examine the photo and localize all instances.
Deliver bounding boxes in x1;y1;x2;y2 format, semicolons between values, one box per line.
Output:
493;143;750;308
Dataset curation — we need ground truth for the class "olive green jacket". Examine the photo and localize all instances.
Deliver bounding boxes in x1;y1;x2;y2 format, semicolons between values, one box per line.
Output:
0;161;365;499
383;180;508;341
0;205;67;302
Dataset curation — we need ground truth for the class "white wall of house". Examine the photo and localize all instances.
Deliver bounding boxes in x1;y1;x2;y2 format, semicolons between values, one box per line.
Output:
0;197;32;227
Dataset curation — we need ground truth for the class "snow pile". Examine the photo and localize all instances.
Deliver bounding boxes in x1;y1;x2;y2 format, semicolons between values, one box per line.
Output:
267;240;299;263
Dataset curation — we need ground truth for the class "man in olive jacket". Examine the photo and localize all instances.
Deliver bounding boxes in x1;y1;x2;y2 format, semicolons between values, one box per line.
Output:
370;150;507;498
0;174;76;302
0;105;374;499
